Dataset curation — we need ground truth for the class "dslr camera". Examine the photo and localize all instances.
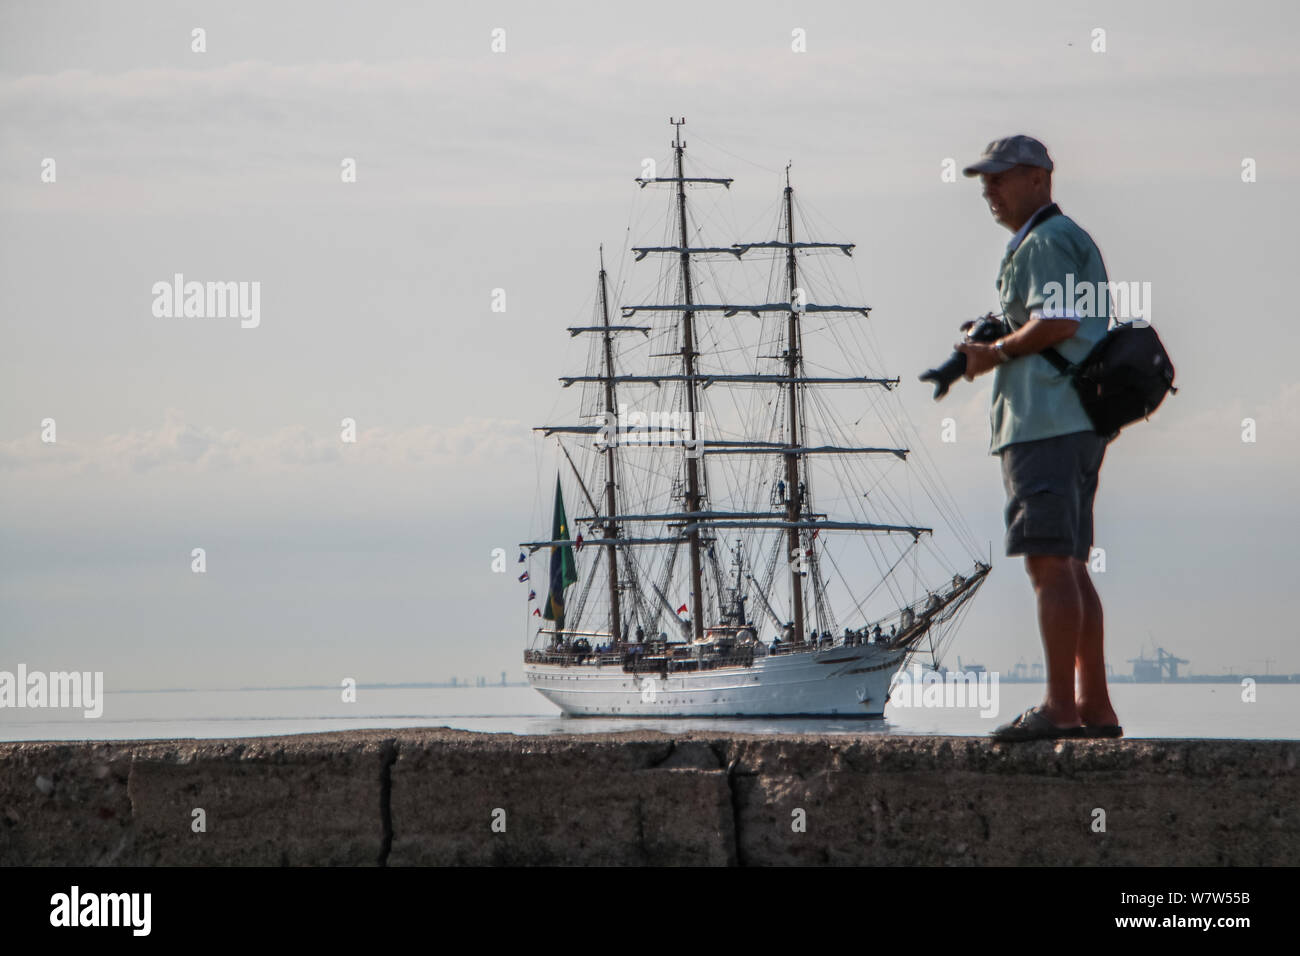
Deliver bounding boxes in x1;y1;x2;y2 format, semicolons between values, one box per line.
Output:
919;313;1010;399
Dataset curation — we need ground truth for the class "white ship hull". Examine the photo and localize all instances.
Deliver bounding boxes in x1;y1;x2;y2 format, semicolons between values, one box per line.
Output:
525;642;908;717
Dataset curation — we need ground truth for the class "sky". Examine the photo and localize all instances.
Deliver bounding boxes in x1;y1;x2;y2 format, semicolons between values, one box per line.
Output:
1;0;1298;692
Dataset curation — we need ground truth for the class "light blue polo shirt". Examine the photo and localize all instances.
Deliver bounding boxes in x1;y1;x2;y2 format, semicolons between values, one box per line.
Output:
989;206;1110;455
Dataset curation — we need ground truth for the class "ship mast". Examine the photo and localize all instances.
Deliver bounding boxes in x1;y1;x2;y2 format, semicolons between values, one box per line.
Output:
521;123;996;677
597;246;623;644
782;164;807;642
534;121;923;644
672;117;707;643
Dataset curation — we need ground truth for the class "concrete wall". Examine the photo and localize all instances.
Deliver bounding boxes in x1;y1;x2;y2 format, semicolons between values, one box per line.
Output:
1;730;1296;865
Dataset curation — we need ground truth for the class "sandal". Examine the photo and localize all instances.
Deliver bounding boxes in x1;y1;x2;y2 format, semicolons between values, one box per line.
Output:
991;706;1084;743
1080;723;1124;738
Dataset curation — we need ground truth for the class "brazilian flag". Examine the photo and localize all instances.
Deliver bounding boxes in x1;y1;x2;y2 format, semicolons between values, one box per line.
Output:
542;475;579;633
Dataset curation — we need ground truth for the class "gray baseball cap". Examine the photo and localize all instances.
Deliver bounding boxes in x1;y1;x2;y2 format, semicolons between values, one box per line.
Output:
962;135;1054;177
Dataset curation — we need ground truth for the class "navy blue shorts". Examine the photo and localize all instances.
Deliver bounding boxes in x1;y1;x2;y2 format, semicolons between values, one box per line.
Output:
999;430;1108;561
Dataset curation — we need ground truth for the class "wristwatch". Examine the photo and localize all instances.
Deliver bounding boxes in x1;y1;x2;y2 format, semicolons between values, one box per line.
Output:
993;339;1013;362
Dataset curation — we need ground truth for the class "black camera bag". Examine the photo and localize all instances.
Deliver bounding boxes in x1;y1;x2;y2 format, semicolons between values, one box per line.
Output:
1041;323;1177;440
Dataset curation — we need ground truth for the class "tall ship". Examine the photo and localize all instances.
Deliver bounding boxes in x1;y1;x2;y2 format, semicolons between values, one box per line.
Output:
519;118;990;717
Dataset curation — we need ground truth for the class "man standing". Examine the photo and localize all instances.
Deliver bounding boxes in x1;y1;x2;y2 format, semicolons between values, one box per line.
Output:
955;135;1123;742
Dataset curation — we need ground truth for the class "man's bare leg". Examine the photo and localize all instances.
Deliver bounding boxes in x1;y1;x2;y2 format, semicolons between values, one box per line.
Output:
1024;554;1082;728
1073;558;1118;726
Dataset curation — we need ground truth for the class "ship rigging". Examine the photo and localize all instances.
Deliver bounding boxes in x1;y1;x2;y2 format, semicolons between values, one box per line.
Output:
518;119;990;717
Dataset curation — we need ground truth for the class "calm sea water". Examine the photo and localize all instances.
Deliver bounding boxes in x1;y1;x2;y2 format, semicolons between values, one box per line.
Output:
1;683;1296;742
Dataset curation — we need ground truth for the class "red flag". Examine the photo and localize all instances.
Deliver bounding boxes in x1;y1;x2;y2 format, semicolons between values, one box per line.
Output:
533;608;542;617
575;533;584;551
677;604;688;614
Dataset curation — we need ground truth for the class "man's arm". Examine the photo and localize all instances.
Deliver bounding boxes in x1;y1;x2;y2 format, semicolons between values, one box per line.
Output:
998;315;1079;358
957;315;1078;380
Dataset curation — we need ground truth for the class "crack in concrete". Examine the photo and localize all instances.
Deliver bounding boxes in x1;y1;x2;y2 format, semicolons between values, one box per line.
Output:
377;739;397;866
647;740;676;768
120;754;143;865
710;743;745;866
634;795;648;865
725;757;745;866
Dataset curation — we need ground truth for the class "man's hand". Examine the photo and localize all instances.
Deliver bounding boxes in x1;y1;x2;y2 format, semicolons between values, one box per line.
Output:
955;317;1078;381
955;341;1003;381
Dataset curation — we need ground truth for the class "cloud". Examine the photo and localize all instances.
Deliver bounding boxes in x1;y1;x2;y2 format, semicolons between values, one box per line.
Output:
0;410;529;478
3;29;1296;213
1137;380;1300;468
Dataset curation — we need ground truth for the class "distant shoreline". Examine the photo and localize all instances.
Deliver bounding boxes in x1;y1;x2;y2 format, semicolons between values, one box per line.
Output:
106;682;535;694
99;675;1300;694
1001;675;1298;684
